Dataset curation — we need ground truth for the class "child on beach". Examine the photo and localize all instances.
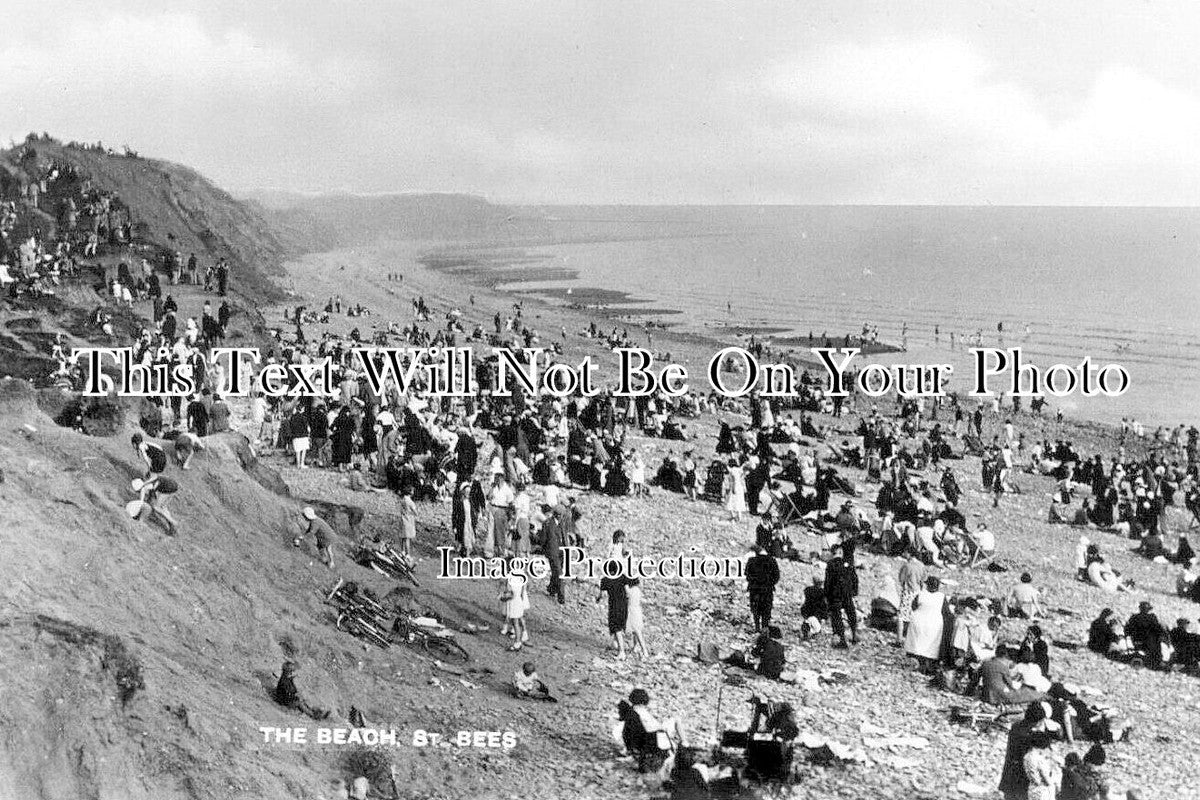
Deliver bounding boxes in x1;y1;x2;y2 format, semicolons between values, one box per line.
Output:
629;450;648;498
513;662;556;702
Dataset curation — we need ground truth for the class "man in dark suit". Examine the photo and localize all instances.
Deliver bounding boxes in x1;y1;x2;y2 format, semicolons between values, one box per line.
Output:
745;545;780;632
825;544;859;648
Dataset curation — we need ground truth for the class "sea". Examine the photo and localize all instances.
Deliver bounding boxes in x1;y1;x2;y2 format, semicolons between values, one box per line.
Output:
417;206;1200;428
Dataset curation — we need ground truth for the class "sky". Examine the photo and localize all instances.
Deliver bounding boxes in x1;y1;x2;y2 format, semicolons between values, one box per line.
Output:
4;1;1200;205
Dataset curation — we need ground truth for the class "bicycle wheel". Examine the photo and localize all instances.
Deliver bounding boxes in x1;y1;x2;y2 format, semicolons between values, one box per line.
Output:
356;621;391;649
426;636;469;662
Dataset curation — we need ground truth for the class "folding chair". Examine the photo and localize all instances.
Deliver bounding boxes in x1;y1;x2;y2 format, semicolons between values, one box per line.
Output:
765;488;805;527
968;542;997;570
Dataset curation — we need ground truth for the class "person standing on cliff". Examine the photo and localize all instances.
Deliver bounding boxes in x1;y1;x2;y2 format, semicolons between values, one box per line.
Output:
300;506;335;569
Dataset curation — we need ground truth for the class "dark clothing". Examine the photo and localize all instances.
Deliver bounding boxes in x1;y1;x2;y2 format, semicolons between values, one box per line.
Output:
1088;617;1116;654
143;443;168;474
330;408;355;466
998;721;1037;798
1018;637;1051;678
455;433;478;479
1126;610;1166;668
824;558;858;640
746;553;780;591
600;576;629;635
800;584;829;620
1171;627;1200;669
752;634;786;679
824;558;857;600
543;512;566;603
274;674;300;706
748;589;775;631
746;553;780;631
1060;762;1106;800
187;400;210;436
148;476;178;498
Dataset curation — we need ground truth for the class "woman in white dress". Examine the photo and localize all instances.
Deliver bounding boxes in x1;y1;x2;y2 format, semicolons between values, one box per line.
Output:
723;460;747;522
501;573;530;651
904;575;946;672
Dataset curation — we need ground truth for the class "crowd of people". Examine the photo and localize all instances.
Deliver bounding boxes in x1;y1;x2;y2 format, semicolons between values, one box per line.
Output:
7;137;1199;798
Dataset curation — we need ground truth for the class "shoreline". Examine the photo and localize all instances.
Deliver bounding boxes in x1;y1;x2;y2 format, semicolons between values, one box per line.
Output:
274;242;1155;450
262;240;1194;798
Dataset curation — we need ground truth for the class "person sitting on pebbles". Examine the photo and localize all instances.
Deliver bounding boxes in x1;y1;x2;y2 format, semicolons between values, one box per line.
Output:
616;688;686;773
512;661;557;702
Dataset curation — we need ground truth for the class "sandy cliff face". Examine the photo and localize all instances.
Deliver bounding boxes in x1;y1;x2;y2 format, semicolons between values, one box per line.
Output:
0;378;335;799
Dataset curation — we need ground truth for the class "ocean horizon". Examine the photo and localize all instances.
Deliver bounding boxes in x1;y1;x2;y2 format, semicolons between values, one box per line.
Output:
412;205;1200;428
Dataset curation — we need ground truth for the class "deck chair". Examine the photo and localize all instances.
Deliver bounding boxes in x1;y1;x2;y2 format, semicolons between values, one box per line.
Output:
968;542;997;570
765;487;805;527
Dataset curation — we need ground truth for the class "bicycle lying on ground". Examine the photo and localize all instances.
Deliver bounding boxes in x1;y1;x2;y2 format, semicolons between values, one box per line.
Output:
326;579;392;649
353;543;420;587
391;613;471;662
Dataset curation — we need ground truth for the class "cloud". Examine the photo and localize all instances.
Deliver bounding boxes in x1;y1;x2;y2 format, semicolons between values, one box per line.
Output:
3;8;1200;204
758;39;1200;203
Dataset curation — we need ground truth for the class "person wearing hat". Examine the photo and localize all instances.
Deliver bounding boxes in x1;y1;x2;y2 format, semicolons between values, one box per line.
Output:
745;544;779;632
824;543;859;648
1125;601;1166;669
300;507;335;569
273;660;330;720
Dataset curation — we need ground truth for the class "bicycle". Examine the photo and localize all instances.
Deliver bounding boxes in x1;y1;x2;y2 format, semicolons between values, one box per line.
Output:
354;544;420;587
392;613;470;662
326;579;392;649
